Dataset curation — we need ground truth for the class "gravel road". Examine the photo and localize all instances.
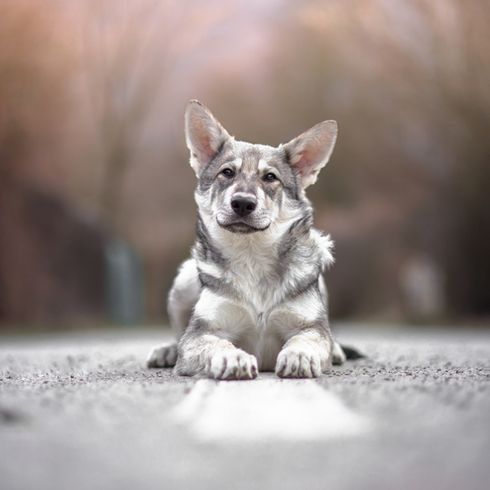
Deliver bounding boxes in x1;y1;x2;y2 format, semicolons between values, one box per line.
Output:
1;326;489;490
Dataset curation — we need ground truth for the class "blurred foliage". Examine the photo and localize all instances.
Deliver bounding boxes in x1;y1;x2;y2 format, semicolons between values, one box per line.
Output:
0;0;489;327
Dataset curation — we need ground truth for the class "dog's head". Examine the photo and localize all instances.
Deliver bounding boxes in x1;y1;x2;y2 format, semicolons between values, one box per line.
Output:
185;100;337;234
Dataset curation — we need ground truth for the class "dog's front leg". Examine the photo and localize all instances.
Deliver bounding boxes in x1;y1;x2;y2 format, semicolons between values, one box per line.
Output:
275;327;332;378
270;293;333;378
174;290;258;380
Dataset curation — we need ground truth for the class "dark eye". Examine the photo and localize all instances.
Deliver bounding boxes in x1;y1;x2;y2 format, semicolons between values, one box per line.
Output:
263;172;278;182
220;168;235;178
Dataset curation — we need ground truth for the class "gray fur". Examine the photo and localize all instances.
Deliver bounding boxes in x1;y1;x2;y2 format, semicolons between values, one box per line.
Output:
147;100;344;379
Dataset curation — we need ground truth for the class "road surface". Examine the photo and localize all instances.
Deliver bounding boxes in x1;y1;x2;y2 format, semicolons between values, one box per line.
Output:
1;325;489;490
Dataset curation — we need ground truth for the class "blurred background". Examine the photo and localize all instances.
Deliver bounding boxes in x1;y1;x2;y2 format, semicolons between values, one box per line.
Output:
0;0;489;330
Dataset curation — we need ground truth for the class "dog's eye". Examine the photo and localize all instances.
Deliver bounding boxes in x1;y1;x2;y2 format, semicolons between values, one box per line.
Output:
220;168;235;178
263;172;278;182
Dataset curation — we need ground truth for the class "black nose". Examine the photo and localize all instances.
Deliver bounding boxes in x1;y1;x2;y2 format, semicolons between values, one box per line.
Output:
231;196;257;217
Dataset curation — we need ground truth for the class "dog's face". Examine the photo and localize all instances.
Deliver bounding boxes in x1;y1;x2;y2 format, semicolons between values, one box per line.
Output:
185;100;338;234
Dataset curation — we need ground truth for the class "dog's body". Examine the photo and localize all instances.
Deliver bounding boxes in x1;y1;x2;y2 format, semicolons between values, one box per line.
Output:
147;100;349;380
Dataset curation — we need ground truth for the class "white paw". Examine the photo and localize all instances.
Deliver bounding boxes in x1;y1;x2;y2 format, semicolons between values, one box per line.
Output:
206;349;258;380
275;348;329;378
147;343;178;368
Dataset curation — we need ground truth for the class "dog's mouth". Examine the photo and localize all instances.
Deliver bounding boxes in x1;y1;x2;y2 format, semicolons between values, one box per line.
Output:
218;220;270;234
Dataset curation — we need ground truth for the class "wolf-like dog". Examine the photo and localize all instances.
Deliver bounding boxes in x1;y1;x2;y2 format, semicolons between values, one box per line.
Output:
147;100;354;380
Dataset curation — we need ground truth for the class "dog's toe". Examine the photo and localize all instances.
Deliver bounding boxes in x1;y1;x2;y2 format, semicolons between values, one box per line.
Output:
332;342;347;366
147;343;178;368
276;348;326;378
207;350;258;380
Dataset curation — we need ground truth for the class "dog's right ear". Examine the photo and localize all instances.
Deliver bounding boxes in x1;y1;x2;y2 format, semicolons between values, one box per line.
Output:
185;100;231;175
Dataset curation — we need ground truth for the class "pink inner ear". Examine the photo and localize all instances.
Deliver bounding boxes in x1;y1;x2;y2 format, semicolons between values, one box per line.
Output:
192;120;217;161
200;135;215;159
294;147;321;176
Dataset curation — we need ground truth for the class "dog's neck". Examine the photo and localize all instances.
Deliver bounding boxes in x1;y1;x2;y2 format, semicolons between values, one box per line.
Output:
193;206;334;313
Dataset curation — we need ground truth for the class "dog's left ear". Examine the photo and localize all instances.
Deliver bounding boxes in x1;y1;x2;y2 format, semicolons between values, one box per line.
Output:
282;120;338;188
185;100;232;175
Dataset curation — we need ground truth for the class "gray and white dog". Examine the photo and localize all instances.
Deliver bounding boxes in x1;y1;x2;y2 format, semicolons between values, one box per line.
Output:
147;100;355;380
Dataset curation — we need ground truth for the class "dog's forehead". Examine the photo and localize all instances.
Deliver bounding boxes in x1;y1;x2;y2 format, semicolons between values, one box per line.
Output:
226;139;299;198
232;141;282;170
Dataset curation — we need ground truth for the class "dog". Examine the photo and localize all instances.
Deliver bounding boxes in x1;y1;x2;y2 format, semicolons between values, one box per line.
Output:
147;100;360;380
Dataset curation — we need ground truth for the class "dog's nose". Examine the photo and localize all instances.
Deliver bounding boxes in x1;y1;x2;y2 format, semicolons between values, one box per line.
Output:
231;196;257;217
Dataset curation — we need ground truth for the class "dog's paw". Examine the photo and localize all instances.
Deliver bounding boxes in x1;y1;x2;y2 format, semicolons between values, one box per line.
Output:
206;349;258;380
147;343;178;368
332;342;347;366
275;348;328;378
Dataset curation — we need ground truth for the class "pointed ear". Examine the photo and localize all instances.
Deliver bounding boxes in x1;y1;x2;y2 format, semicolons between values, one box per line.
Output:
282;120;338;188
185;100;232;175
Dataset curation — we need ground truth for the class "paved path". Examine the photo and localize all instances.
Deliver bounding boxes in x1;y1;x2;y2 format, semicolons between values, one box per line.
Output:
0;326;489;490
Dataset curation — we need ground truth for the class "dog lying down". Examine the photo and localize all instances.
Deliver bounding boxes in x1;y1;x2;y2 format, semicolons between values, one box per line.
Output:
147;100;363;380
